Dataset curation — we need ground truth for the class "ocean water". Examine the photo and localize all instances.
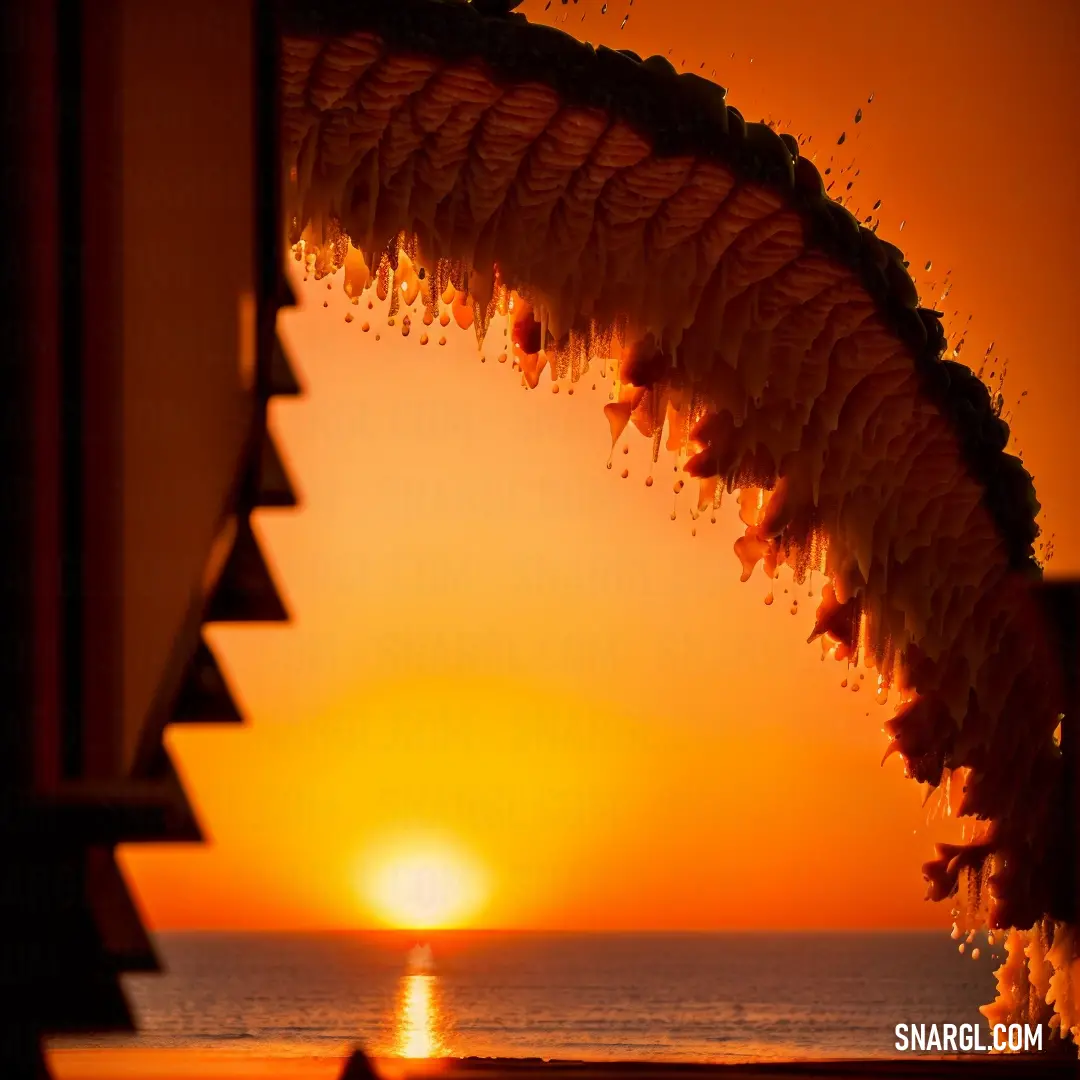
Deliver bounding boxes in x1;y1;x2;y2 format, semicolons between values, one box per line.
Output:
53;931;1001;1062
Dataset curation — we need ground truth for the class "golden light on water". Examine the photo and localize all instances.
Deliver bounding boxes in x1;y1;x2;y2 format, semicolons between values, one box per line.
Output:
394;974;449;1058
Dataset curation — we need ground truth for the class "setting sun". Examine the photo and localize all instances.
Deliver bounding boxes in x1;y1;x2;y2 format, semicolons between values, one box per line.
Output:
362;843;486;929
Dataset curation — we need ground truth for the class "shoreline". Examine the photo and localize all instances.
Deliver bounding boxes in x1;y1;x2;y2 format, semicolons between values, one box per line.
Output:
47;1050;1076;1080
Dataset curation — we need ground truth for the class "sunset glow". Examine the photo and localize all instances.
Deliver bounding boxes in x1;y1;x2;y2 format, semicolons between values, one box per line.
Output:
362;844;486;929
118;0;1079;939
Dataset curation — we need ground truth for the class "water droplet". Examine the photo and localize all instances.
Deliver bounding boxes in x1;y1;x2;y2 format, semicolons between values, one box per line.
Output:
854;108;863;123
837;131;846;145
419;333;429;345
361;322;370;332
764;593;774;607
344;312;353;323
971;948;980;960
645;476;654;487
621;468;629;479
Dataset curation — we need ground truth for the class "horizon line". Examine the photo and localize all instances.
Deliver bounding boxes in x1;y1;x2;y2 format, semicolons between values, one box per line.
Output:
149;925;952;935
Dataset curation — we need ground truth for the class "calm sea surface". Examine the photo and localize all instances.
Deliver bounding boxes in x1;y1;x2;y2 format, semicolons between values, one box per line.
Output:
53;931;1001;1062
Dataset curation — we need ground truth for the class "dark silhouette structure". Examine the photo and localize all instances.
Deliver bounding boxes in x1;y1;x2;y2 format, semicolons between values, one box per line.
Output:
1;1;296;1074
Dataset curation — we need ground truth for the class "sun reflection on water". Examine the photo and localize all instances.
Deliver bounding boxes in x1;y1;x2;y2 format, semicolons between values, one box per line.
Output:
394;973;450;1058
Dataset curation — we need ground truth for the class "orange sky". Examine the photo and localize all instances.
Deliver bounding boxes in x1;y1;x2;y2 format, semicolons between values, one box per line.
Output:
121;0;1080;933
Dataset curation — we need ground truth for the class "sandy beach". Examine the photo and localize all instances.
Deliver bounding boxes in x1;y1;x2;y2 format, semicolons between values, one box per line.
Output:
47;1051;1077;1080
